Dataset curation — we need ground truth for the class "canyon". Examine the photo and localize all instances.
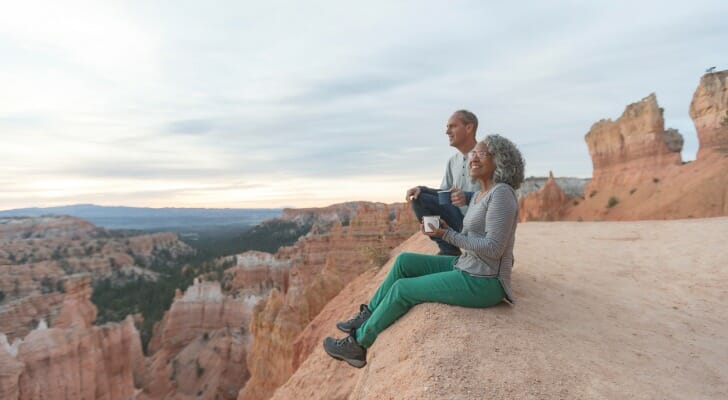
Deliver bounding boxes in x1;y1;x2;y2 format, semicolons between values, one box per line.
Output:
1;202;418;400
2;70;727;399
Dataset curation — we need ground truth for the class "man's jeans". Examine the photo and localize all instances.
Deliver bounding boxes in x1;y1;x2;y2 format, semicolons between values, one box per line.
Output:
410;186;464;255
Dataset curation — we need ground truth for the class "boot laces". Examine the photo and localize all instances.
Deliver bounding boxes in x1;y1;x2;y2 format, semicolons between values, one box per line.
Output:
336;336;353;349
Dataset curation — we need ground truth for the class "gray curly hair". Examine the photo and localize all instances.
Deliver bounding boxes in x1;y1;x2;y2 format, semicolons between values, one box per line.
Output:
482;134;525;190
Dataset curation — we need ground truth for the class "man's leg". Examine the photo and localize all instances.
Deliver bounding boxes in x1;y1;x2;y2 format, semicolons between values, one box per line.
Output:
410;188;463;255
356;270;505;348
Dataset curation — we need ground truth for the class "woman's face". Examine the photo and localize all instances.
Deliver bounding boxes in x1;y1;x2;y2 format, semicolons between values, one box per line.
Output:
468;142;495;180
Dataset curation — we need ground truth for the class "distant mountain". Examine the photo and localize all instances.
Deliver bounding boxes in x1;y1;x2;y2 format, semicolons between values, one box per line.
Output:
0;204;282;231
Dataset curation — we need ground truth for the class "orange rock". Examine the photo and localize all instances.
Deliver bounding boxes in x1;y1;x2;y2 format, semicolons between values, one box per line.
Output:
584;93;682;195
53;274;97;330
689;70;728;159
9;316;143;400
237;203;418;400
519;171;574;222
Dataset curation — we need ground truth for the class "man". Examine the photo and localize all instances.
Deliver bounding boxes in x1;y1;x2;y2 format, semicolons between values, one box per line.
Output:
406;110;481;256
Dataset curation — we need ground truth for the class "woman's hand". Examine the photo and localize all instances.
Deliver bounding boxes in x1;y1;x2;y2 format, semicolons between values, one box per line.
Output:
422;219;449;238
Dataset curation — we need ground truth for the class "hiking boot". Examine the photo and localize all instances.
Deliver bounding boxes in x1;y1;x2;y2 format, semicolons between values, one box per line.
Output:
336;304;371;333
323;330;367;368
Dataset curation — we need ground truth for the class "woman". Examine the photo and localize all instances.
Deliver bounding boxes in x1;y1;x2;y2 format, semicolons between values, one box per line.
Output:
323;135;525;368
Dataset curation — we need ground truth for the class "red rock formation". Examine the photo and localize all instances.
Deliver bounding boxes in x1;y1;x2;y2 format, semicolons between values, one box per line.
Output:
237;203;418;400
147;279;256;355
519;171;575;222
223;251;291;297
0;292;65;341
0;335;24;400
584;93;682;195
1;216;194;339
53;275;97;329
278;202;369;225
0;273;144;400
8;316;143;400
0;216;194;304
689;70;728;159
566;76;728;221
141;279;256;400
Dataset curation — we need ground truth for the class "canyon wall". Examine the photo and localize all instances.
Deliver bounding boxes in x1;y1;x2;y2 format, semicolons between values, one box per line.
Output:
0;216;195;340
140;279;254;400
0;275;144;400
237;203;418;400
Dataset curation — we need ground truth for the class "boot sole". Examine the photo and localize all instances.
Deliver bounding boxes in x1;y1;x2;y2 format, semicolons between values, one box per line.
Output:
335;322;357;333
324;347;367;368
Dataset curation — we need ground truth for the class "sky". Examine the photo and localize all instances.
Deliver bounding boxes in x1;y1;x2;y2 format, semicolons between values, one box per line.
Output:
1;0;726;210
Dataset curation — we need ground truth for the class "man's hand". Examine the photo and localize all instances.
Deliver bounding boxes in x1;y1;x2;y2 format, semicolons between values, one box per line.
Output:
406;186;421;202
451;188;467;206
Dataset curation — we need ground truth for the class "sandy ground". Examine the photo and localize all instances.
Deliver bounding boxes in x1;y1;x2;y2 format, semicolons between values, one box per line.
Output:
272;217;728;400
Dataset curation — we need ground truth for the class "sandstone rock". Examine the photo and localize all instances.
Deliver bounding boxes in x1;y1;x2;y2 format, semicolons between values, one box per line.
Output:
53;274;97;330
584;93;682;194
224;251;291;297
0;292;65;341
273;219;728;399
518;176;589;198
8;316;143;400
141;279;256;399
519;171;574;222
237;203;418;400
689;69;728;159
147;279;256;355
0;335;25;400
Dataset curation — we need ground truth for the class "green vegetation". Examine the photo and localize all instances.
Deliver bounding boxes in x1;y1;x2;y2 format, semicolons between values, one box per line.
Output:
92;219;308;354
40;276;56;294
607;196;619;208
159;220;312;262
653;178;660;183
92;255;235;354
0;290;5;302
721;110;728;127
630;188;637;195
589;190;597;198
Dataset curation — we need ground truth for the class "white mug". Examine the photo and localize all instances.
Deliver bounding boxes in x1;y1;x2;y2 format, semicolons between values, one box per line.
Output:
423;215;440;233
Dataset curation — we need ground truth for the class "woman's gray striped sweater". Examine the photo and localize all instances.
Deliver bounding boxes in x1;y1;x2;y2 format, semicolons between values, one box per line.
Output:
442;182;519;304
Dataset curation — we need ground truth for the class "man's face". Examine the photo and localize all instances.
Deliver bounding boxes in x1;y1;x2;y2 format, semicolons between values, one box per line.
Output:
446;113;472;148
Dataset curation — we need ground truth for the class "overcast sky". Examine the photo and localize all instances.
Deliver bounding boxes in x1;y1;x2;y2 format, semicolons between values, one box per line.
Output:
1;0;726;209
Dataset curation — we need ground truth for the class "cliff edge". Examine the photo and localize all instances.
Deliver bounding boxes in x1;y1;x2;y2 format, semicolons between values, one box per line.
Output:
271;218;728;399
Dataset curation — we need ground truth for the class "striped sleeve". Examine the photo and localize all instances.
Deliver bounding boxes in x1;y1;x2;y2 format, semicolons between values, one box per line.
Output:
443;185;517;259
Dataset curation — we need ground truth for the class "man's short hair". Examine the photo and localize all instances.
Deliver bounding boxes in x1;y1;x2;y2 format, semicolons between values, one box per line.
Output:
454;110;478;135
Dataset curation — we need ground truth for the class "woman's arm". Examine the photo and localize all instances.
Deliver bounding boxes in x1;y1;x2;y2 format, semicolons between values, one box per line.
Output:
442;185;517;258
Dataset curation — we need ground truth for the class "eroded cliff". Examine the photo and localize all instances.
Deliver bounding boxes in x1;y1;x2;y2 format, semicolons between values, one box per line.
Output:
0;275;144;400
237;203;418;400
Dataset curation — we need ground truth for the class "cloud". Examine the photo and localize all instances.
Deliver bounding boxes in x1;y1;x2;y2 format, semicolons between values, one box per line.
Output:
167;118;216;135
1;0;727;209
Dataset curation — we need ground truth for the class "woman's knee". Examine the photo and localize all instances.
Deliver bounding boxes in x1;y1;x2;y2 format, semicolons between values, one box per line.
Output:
388;279;419;303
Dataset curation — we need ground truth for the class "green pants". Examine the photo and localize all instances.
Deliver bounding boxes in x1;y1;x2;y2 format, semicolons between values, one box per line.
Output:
355;252;505;348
